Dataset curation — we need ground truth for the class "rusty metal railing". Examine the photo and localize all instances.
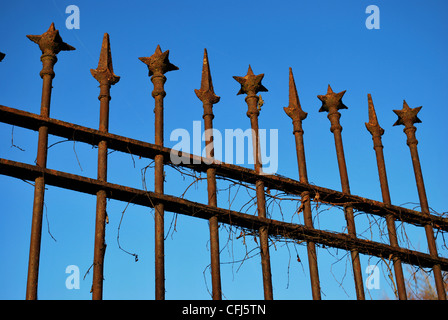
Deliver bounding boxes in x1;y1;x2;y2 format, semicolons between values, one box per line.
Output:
24;23;75;300
0;23;447;300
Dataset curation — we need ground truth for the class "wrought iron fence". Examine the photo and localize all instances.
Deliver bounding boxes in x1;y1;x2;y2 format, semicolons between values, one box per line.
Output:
0;23;447;300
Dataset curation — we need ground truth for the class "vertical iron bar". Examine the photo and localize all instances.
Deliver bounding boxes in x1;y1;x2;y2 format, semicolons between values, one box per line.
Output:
90;33;120;300
317;85;365;300
25;23;75;300
234;66;273;300
139;46;178;300
284;68;321;299
393;100;446;300
365;94;407;299
195;49;222;300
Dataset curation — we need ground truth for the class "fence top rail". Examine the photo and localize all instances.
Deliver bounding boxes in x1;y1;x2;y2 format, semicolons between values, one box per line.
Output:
0;104;447;232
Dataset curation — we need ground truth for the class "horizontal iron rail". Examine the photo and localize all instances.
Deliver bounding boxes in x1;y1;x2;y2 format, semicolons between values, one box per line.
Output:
1;104;447;232
0;157;447;271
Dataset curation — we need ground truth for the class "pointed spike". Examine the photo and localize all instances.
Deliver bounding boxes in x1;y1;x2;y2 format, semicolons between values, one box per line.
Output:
195;48;220;104
392;108;402;126
288;68;301;109
203;47;209;66
138;56;148;64
415;105;423;113
236;88;245;95
367;94;379;125
337;90;347;99
317;85;347;112
393;100;422;127
61;42;76;52
233;66;267;96
26;35;41;44
258;83;268;93
317;94;325;102
247;64;254;75
90;33;120;85
139;45;178;76
284;68;307;121
200;48;213;92
365;94;384;136
26;23;75;54
97;33;113;71
0;52;5;62
414;107;423;124
403;100;410;109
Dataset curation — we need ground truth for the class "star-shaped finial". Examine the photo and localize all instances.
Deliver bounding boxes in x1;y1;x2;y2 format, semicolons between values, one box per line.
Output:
233;65;268;96
194;48;220;104
317;85;347;113
393;100;422;127
26;22;75;55
139;45;179;77
284;67;307;122
90;33;120;85
365;93;384;136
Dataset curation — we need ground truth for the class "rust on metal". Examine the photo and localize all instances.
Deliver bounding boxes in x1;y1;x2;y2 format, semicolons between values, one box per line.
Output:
365;94;407;300
1;24;447;300
195;49;222;300
139;45;178;300
284;68;321;300
195;49;220;106
393;100;422;128
234;65;273;300
27;22;75;80
393;100;446;300
90;33;120;300
2;157;448;272
1;104;447;232
317;85;365;300
24;22;74;300
365;94;385;139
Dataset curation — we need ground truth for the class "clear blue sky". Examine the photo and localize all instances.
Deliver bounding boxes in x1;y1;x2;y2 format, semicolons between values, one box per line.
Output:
0;0;447;300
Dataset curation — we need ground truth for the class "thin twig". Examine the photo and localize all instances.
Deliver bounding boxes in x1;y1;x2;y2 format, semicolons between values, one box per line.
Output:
43;202;57;242
73;140;83;171
11;126;25;151
117;200;139;262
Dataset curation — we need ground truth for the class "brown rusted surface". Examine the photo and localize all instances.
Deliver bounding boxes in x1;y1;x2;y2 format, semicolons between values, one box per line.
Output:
26;23;75;80
24;23;74;300
1;104;447;232
1;25;446;300
393;101;446;300
195;49;222;300
90;33;120;300
90;33;120;86
234;65;273;300
2;157;448;273
318;85;365;300
365;94;407;300
140;45;178;300
284;68;321;300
